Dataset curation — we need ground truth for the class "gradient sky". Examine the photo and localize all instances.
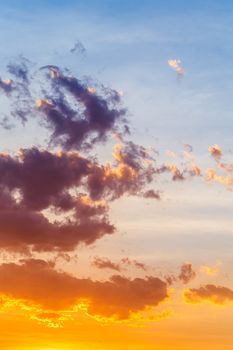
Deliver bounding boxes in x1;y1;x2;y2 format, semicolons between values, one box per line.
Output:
0;1;232;349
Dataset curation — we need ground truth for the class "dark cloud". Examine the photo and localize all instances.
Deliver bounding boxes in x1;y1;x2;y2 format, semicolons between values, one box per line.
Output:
143;189;161;200
178;263;196;284
92;257;121;272
36;66;127;150
0;58;33;124
121;258;147;271
0;143;157;252
1;60;128;147
0;149;115;252
6;56;32;84
92;257;147;272
0;148;90;211
70;40;86;55
0;116;14;130
0;58;181;255
0;209;114;253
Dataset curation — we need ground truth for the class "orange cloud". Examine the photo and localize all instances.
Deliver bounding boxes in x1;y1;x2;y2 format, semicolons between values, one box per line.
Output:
167;164;185;181
0;259;168;322
184;284;233;305
200;261;222;276
208;144;222;160
35;99;54;109
167;59;185;76
206;168;233;186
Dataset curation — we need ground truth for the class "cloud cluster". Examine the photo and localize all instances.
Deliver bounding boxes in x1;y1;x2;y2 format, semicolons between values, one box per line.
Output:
0;149;116;252
0;259;168;320
0;56;232;329
0;140;158;253
0;58;161;254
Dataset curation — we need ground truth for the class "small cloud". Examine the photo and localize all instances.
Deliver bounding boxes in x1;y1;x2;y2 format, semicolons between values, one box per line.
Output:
143;189;161;200
184;284;233;305
167;59;185;77
200;261;222;276
70;40;86;56
208;144;222;160
121;258;147;271
92;257;121;272
179;263;196;284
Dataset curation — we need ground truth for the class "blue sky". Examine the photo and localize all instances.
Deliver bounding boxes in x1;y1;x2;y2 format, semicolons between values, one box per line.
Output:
1;0;233;152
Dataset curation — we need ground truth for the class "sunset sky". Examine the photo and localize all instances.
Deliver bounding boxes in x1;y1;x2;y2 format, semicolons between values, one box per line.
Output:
0;1;232;349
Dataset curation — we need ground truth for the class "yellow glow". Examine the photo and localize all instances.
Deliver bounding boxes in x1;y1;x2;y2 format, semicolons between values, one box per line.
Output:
2;78;13;85
87;87;96;94
35;99;54;108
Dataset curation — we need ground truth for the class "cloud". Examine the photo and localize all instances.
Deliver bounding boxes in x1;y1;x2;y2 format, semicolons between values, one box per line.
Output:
1;60;128;146
200;261;222;276
0;148;116;252
0;148;91;211
206;144;233;187
0;116;14;130
120;258;147;271
0;59;160;254
178;263;196;284
87;142;156;201
92;257;121;272
189;164;201;176
36;65;127;150
165;262;196;286
0;78;13;94
208;144;222;160
0;259;168;321
183;144;193;153
0;148;115;253
167;164;185;181
7;56;30;84
184;284;233;305
0;209;114;253
217;161;233;174
70;40;86;56
143;189;161;200
206;168;233;186
0;141;158;253
92;257;147;272
167;59;185;77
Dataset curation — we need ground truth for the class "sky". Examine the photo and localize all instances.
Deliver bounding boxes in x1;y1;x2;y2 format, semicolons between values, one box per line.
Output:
0;1;232;349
